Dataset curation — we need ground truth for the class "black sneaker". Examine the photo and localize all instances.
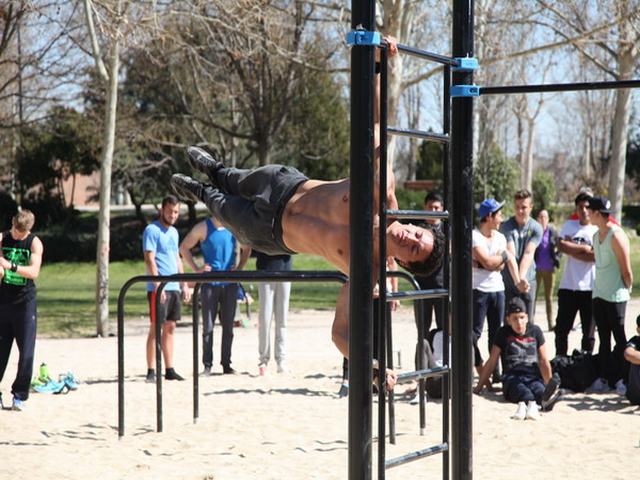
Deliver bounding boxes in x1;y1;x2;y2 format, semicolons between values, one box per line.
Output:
222;366;236;375
186;146;224;184
165;368;185;381
170;174;205;204
145;369;156;383
541;373;561;411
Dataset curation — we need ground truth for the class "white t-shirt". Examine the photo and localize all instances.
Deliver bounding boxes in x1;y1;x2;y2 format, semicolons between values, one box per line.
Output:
472;229;506;292
558;219;597;291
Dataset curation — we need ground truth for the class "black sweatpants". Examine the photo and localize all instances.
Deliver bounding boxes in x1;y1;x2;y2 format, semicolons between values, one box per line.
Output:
592;297;628;386
201;284;239;369
554;289;595;355
0;299;37;401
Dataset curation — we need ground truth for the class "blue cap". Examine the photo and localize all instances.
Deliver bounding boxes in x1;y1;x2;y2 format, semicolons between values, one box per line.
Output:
478;198;505;219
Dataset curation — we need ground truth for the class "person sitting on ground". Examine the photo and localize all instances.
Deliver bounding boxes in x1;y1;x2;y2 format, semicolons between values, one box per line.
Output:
623;315;640;406
170;38;444;391
474;297;560;421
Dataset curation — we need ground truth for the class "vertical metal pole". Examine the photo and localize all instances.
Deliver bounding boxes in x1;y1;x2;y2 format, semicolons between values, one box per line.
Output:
442;65;452;480
451;1;474;479
155;283;166;433
192;284;201;424
377;46;388;480
349;0;376;477
117;284;127;438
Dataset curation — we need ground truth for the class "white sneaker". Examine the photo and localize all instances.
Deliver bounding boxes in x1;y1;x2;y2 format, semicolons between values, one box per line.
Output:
409;392;425;405
588;377;610;393
277;363;289;374
615;379;627;396
511;402;526;420
525;401;540;420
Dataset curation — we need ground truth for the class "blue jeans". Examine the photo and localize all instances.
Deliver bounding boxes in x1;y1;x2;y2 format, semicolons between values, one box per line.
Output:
473;290;504;367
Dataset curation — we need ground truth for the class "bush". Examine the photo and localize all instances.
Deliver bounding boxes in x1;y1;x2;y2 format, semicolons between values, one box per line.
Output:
395;188;425;210
0;191;18;230
532;169;557;218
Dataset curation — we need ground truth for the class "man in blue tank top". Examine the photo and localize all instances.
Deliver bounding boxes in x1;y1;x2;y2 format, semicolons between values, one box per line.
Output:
0;210;44;411
180;216;251;374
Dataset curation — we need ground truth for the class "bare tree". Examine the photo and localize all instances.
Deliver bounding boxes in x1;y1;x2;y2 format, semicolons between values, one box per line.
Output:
535;0;640;220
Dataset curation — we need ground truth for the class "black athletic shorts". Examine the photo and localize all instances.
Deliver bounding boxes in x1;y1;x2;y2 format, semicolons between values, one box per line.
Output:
147;290;181;323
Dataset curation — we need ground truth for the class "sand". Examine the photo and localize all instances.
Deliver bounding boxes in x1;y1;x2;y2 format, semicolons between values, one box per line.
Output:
1;300;638;480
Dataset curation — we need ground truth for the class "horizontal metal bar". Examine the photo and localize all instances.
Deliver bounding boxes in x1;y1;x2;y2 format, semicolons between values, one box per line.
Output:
387;288;448;302
387;209;449;221
396;365;449;384
128;271;348;285
385;443;449;469
480;78;640;96
397;43;458;66
387;127;450;144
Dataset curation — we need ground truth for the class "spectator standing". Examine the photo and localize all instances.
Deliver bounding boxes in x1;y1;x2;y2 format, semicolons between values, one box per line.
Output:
143;196;191;382
414;192;445;333
180;216;251;375
0;210;43;411
472;199;525;385
587;196;632;394
533;209;560;331
256;251;292;375
500;189;542;323
554;192;597;355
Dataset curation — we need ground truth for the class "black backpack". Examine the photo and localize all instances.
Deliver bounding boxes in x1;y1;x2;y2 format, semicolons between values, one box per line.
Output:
551;349;598;393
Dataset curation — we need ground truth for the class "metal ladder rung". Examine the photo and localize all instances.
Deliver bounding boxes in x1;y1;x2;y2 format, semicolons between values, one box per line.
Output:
385;443;449;469
386;209;449;221
396;365;449;384
387;289;448;302
387;127;450;144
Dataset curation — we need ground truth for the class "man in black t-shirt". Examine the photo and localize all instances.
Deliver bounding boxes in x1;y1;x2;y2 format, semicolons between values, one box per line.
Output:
0;210;44;411
474;297;560;420
623;316;640;405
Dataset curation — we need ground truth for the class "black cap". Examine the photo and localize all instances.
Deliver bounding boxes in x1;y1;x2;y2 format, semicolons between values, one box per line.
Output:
587;196;611;214
506;297;527;316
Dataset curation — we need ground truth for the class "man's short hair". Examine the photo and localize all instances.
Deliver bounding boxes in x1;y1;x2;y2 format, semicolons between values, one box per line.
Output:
574;192;592;205
12;209;35;232
513;189;532;201
396;224;445;278
161;195;179;208
424;192;443;205
636;314;640;328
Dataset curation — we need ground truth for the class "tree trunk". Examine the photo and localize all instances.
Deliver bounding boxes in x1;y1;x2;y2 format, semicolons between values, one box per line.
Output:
524;121;535;192
95;39;120;337
607;33;635;221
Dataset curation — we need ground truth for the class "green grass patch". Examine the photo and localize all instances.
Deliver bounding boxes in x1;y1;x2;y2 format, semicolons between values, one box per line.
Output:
37;254;342;337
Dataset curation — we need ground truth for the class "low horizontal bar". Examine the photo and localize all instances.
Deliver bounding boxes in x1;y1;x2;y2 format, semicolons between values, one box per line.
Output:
481;78;640;96
387;127;450;144
396;365;449;384
387;209;449;221
387;288;448;302
128;271;348;285
385;443;449;469
397;44;457;66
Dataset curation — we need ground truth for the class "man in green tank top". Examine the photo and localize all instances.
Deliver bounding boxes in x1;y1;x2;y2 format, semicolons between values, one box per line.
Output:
587;196;633;395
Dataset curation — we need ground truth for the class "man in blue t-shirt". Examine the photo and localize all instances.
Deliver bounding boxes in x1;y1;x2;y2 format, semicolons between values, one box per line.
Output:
180;216;251;375
143;195;191;382
500;189;543;324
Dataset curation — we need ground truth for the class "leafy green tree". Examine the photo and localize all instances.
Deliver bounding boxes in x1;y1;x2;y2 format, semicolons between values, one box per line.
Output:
532;169;557;216
417;140;444;180
473;143;520;217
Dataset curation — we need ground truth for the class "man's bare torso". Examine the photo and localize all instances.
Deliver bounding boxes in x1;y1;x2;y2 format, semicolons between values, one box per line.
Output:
282;179;365;274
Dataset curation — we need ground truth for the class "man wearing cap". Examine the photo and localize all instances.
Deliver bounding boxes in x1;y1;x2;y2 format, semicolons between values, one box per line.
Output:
500;189;543;323
472;198;526;384
554;191;597;356
587;196;632;394
474;297;560;420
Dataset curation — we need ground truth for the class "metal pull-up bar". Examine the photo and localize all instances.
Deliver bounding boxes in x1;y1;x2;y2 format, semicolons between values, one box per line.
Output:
481;78;640;95
116;270;348;438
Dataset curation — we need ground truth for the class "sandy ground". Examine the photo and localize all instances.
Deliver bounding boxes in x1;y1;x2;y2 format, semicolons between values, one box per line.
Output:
1;298;639;480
